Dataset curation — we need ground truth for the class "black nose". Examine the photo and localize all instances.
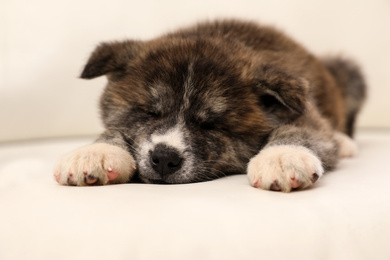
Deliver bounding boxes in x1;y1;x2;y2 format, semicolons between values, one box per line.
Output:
150;144;183;176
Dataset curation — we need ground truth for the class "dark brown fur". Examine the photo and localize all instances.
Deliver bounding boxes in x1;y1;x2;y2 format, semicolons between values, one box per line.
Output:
72;19;366;186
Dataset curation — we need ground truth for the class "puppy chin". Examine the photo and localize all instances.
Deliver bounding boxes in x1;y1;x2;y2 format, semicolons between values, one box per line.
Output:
137;168;190;184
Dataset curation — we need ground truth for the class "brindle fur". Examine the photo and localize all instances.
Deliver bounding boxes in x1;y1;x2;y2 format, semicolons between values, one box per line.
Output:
78;19;366;184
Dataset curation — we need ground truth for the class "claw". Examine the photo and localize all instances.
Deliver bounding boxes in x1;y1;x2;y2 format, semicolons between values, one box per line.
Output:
290;178;302;189
67;173;76;186
85;175;99;185
54;172;60;183
107;168;120;180
311;173;320;183
270;181;281;191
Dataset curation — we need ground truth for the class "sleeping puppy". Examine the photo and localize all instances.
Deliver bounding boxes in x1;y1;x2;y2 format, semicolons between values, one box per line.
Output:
54;19;366;192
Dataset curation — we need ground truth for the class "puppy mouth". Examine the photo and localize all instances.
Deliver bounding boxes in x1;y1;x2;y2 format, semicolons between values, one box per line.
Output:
146;178;175;185
138;171;186;184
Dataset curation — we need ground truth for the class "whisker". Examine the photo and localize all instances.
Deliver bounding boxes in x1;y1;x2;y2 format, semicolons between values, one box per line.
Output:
194;165;227;181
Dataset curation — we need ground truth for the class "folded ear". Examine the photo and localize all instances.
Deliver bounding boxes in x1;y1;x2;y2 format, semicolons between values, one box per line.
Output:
254;65;309;123
80;40;142;79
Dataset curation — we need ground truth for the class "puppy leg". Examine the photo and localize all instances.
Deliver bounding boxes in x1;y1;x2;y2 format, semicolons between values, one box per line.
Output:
54;131;136;186
247;125;338;192
333;131;357;158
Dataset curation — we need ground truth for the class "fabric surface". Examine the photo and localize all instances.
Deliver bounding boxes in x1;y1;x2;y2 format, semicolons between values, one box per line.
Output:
0;131;389;260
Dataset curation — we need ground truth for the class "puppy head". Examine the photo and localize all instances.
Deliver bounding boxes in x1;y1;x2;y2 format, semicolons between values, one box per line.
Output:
81;38;308;184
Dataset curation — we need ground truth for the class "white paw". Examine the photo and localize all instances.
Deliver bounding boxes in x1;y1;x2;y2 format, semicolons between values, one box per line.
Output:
334;132;357;158
247;145;324;192
54;143;136;186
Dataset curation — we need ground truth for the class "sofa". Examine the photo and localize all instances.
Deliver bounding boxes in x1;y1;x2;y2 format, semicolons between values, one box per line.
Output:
2;1;390;259
1;130;389;260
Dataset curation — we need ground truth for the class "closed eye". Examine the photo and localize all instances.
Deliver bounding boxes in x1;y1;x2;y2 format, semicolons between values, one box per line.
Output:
133;106;162;119
198;115;227;130
199;120;216;130
146;111;161;118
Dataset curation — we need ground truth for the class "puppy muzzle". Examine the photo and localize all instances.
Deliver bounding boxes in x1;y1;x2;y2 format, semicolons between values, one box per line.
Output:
149;144;183;177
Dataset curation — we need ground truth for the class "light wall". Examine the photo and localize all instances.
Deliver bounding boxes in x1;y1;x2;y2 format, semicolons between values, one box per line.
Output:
1;0;389;142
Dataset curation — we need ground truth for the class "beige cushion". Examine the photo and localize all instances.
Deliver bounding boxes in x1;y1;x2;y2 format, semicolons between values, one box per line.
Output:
0;131;389;260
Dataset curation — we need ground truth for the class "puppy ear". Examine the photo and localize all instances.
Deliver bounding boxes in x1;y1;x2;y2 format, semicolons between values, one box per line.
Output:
255;65;309;123
80;40;142;79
